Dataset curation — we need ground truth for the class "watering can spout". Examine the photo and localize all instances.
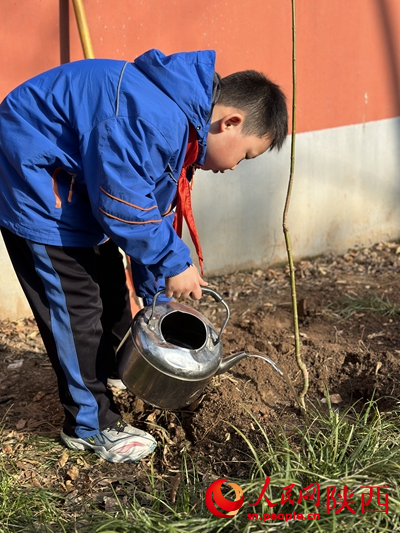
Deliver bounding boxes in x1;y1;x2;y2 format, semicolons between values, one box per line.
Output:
217;351;284;377
216;351;248;375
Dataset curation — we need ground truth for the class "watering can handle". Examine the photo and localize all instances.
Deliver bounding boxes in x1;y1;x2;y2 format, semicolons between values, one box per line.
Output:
150;287;230;343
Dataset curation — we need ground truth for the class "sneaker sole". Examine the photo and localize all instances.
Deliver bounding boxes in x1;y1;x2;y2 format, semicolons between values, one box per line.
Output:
60;431;156;463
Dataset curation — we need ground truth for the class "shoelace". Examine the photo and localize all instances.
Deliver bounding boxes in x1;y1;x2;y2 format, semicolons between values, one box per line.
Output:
109;419;127;433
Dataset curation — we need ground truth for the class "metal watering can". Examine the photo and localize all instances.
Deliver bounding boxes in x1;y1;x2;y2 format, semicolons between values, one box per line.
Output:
116;287;282;410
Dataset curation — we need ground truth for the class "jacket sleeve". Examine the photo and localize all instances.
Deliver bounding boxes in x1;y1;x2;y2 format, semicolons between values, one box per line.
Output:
82;115;193;283
129;260;171;306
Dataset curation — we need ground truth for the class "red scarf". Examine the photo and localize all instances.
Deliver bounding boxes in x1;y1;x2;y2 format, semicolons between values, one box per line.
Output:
173;126;204;275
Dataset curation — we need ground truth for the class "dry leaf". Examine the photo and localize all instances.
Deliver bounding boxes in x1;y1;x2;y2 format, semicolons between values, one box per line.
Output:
76;456;89;468
32;391;46;401
7;359;24;370
64;479;74;492
57;452;69;468
16;419;27;430
67;466;79;481
170;473;181;503
1;444;13;454
146;412;157;423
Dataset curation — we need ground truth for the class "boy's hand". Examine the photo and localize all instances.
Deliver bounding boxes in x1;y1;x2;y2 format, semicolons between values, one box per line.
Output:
165;265;208;300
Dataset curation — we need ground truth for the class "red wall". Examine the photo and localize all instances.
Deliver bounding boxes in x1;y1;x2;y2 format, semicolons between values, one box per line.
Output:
1;0;400;134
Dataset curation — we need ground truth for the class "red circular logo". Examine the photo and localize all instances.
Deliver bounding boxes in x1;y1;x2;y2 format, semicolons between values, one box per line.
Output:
205;478;244;518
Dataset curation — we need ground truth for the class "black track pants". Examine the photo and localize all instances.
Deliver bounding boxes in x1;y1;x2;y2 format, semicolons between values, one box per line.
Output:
1;228;132;438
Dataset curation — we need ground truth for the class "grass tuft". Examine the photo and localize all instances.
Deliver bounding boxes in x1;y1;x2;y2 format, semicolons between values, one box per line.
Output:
0;398;399;532
324;293;400;321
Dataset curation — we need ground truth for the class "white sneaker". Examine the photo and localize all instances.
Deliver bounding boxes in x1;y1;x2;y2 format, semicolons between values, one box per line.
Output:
107;376;127;390
60;420;156;463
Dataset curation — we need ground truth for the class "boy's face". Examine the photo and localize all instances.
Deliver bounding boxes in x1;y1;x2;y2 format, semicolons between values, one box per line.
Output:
199;107;272;173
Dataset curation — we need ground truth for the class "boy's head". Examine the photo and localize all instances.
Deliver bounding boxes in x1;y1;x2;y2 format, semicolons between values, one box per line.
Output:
200;70;288;173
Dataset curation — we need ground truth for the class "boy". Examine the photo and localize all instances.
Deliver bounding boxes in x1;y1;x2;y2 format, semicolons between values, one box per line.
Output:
0;49;288;463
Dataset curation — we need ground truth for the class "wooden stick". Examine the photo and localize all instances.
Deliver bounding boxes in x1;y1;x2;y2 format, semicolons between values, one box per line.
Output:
282;0;309;411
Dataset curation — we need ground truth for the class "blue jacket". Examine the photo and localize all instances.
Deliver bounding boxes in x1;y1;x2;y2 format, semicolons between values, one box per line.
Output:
0;49;216;301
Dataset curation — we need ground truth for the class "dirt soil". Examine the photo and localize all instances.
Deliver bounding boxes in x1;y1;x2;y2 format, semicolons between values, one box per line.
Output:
1;241;400;510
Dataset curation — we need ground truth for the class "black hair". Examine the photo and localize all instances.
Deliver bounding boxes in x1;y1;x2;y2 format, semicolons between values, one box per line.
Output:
217;70;288;151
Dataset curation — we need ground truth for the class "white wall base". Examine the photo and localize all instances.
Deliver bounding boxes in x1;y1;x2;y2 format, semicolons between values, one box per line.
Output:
0;236;31;320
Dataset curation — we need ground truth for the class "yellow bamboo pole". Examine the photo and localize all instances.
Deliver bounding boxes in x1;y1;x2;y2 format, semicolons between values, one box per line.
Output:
71;0;94;59
282;0;309;411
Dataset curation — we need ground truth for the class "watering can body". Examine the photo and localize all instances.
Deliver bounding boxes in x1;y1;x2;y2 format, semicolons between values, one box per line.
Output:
116;288;282;409
116;288;227;409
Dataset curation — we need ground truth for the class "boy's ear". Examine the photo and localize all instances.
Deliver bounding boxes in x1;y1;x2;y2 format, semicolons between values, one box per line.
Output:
219;112;244;132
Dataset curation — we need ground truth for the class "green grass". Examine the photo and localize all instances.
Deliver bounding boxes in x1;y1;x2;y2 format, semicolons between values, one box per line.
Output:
0;466;67;532
325;293;400;321
0;398;399;532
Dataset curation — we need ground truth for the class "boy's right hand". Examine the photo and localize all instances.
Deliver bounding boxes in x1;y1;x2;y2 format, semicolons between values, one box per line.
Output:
165;265;208;300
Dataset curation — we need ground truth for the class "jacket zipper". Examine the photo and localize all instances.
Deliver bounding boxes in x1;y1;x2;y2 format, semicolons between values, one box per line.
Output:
68;175;76;202
52;168;76;207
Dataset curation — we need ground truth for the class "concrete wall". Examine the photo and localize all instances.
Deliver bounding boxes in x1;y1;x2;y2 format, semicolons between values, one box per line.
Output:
1;0;400;318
